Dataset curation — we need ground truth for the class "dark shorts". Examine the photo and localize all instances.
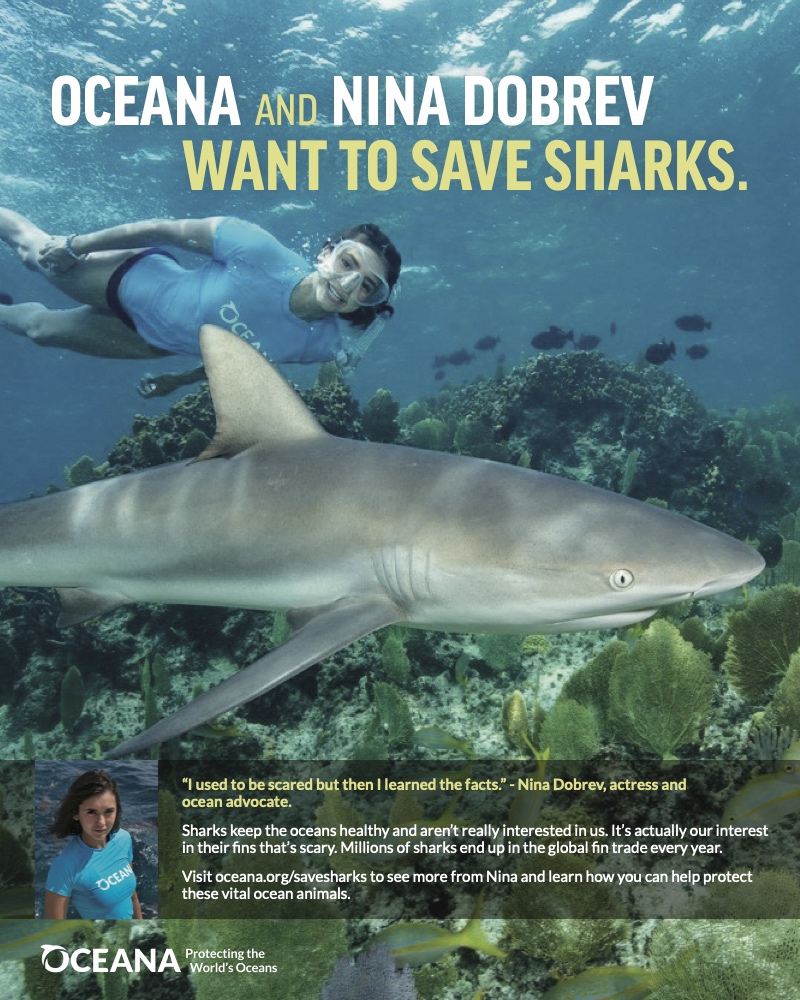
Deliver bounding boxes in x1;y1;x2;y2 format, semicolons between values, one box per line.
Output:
106;249;177;355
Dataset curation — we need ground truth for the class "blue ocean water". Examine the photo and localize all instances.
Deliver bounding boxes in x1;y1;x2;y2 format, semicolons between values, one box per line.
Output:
33;759;159;918
0;0;797;503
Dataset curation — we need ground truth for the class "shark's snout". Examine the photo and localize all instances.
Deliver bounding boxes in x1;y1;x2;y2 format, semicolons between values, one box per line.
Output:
690;546;766;599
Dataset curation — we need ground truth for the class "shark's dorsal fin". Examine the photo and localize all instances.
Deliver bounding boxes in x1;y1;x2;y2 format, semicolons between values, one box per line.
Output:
194;324;326;461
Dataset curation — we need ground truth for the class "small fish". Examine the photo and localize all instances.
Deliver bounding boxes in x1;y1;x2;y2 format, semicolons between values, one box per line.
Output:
575;334;602;351
191;719;246;740
644;340;675;365
532;326;574;350
454;651;472;687
446;349;475;366
721;740;800;829
508;747;550;831
610;321;617;335
474;336;501;351
541;965;659;999
674;314;712;332
0;293;13;306
371;894;507;967
686;344;709;360
414;725;477;758
434;370;446;381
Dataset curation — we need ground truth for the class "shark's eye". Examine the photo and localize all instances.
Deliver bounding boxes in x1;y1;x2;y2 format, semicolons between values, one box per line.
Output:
610;568;635;590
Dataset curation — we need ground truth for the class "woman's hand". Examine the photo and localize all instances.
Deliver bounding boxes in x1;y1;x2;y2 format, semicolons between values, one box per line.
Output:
38;237;80;273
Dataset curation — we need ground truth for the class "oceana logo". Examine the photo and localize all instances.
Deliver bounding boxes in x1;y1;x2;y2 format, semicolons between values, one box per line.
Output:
41;944;180;973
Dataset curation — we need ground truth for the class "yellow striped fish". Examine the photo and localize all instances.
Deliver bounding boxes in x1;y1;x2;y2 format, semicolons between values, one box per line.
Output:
721;739;800;828
541;965;658;999
0;921;92;964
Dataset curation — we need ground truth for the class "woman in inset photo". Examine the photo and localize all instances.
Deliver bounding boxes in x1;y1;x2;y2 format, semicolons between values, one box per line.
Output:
42;767;144;919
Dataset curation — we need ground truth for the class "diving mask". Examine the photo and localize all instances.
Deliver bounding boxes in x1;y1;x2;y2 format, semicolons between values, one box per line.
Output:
317;238;390;307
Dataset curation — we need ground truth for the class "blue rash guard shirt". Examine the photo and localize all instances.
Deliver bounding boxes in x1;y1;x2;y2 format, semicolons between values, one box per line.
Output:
117;217;343;363
45;829;137;919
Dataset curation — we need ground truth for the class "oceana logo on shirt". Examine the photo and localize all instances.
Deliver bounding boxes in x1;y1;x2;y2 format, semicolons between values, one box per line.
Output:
41;944;180;974
219;300;261;350
95;862;134;891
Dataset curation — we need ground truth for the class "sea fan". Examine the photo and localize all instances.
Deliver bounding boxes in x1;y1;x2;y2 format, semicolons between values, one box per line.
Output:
321;945;417;1000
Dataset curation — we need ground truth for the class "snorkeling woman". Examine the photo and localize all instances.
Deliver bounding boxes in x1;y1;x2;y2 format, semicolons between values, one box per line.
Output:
0;209;401;396
44;769;142;919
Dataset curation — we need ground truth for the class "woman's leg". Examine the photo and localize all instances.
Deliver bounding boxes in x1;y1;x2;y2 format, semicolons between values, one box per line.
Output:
0;207;144;308
0;302;169;359
0;209;162;357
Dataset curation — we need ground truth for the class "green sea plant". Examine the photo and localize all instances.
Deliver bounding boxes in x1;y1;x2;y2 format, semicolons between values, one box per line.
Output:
678;615;719;659
453;416;507;460
520;633;550;657
397;400;430;429
502;690;536;755
774;538;800;586
476;633;522;673
150;652;171;697
138;432;165;466
620;446;641;495
381;629;412;685
608;620;714;760
65;454;104;487
561;639;628;728
138;657;160;758
412;958;459;1000
722;585;800;701
270;610;291;648
373;681;415;751
649;919;800;999
157;789;198;918
406;417;450;450
693;869;800;919
770;650;800;732
181;427;211;459
747;720;798;766
362;388;400;443
60;665;85;732
539;698;601;772
504;854;628;975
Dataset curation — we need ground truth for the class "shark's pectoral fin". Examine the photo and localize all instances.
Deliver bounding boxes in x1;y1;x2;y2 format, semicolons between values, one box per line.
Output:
105;597;403;758
56;587;131;628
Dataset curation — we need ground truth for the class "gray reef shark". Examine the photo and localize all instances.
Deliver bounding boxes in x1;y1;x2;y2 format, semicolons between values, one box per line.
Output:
0;325;764;756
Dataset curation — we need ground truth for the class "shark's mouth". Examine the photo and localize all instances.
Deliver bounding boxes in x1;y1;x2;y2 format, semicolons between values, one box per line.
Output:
549;608;659;632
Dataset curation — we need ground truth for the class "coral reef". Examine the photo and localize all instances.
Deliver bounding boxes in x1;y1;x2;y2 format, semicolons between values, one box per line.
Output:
321;946;416;1000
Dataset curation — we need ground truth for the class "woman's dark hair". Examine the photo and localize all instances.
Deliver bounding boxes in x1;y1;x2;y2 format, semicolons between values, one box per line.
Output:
325;222;401;330
48;769;122;838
